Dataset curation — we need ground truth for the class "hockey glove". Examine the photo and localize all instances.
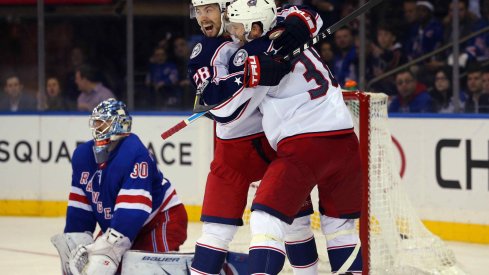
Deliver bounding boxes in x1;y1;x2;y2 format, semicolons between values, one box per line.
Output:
270;10;316;56
69;228;131;275
51;232;94;275
243;54;291;88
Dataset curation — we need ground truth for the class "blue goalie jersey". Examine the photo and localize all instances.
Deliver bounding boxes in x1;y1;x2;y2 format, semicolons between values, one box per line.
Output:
64;133;181;241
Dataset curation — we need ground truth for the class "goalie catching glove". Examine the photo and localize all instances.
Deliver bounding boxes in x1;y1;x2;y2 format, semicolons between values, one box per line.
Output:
69;228;131;275
243;54;291;88
269;10;317;57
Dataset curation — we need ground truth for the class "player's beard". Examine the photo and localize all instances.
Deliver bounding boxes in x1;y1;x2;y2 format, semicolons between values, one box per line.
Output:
200;18;222;37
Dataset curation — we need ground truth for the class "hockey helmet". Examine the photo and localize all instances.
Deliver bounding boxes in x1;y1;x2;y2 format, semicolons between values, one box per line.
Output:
191;0;229;11
89;98;132;142
191;0;232;37
226;0;277;41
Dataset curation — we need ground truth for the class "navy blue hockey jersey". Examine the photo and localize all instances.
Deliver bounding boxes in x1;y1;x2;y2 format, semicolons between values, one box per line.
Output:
64;134;181;241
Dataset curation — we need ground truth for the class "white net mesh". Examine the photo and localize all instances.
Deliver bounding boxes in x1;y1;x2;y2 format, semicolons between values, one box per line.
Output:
233;91;465;275
345;92;465;275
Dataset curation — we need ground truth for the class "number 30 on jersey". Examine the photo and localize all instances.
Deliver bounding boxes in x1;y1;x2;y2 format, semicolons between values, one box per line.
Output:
130;162;148;179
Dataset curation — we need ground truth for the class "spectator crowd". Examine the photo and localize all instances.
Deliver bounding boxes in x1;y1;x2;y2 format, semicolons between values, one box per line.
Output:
0;0;488;113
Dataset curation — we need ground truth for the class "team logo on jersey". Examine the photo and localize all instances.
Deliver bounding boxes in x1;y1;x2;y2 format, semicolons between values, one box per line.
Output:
233;49;248;67
190;43;202;59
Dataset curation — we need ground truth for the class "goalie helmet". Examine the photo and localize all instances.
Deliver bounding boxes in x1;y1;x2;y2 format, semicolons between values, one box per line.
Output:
89;98;132;164
226;0;277;40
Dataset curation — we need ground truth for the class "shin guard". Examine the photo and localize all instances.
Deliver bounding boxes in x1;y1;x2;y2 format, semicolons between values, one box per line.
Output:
190;223;237;274
284;216;319;274
249;211;287;275
321;215;362;274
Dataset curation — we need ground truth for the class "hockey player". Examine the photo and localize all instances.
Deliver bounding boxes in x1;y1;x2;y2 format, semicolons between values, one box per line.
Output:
196;0;364;273
51;98;188;275
243;8;363;275
188;0;323;274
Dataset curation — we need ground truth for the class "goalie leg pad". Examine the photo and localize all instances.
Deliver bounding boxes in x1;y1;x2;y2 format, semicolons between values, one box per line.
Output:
321;215;362;274
284;215;319;274
51;232;94;275
121;251;193;275
191;222;238;274
248;210;287;274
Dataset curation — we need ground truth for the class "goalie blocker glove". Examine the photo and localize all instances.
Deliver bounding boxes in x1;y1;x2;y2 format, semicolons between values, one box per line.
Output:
243;54;291;88
270;10;317;57
69;228;131;275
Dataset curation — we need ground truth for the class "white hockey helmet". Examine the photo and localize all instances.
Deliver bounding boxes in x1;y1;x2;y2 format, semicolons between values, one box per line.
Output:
226;0;277;40
191;0;232;36
191;0;229;11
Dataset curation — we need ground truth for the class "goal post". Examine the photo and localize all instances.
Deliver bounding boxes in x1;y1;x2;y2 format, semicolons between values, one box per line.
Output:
343;91;372;275
239;91;465;274
343;91;465;275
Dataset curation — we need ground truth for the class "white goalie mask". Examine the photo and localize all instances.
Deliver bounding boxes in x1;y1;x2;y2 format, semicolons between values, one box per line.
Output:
191;0;231;36
226;0;277;42
89;98;132;164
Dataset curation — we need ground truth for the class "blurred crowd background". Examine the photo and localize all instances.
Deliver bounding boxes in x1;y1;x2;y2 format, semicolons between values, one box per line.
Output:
0;0;488;113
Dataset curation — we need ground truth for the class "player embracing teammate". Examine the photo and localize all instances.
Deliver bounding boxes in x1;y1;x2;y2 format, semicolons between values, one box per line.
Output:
188;0;328;274
193;0;364;274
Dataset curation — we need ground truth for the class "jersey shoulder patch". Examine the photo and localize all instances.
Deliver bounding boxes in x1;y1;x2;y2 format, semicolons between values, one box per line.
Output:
188;37;232;68
233;49;248;67
228;37;273;73
190;42;202;59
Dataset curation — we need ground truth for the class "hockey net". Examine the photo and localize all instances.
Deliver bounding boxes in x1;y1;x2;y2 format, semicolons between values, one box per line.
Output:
234;91;465;274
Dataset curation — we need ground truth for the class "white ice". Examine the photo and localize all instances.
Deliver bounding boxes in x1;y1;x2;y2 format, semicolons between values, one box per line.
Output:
0;217;487;275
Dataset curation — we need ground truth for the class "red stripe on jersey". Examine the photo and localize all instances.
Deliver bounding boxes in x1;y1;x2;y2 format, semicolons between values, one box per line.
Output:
116;194;152;208
212;84;245;110
69;193;89;204
220;100;251;126
160;190;176;210
210;41;232;68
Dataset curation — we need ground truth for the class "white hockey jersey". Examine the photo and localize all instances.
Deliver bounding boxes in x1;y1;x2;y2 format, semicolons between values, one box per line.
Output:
260;49;355;150
201;5;325;141
208;38;275;140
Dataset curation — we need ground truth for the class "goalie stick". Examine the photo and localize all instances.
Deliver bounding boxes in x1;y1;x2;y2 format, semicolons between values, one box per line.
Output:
161;0;383;140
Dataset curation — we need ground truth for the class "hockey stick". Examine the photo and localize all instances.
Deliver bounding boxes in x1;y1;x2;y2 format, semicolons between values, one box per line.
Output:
161;111;207;140
163;0;383;140
191;0;383;114
281;0;383;61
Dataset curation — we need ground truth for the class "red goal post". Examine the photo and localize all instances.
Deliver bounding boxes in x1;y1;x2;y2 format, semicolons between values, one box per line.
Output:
239;91;464;274
342;91;372;275
343;91;465;275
